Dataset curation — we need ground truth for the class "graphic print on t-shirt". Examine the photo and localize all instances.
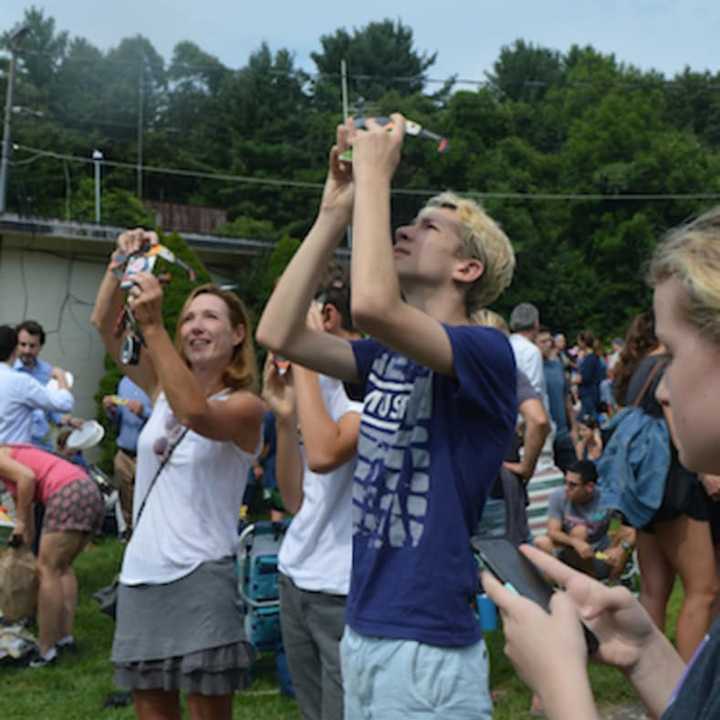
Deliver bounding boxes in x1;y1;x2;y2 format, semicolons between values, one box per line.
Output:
353;352;433;550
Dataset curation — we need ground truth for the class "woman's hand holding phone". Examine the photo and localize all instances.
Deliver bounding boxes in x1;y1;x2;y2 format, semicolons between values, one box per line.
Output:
483;544;684;718
481;566;597;719
485;545;656;667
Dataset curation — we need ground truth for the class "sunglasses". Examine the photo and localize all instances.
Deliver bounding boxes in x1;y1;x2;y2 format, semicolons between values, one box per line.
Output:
152;411;184;460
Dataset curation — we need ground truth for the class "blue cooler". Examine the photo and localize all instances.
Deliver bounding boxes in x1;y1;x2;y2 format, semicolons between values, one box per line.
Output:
237;521;289;648
476;593;498;632
244;606;281;651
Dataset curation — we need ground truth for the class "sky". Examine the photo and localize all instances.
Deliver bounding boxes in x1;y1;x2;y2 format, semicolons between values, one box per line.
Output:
2;1;720;89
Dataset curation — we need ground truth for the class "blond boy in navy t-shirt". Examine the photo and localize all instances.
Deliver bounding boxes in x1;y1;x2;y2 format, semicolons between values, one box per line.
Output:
257;116;516;719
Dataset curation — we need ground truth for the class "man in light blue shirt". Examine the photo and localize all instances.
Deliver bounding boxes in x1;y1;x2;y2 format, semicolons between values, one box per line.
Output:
0;325;74;444
13;320;75;448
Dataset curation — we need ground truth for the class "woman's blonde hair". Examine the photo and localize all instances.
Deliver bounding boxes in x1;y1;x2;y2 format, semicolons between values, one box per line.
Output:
424;192;515;314
647;207;720;344
471;308;510;335
174;284;259;392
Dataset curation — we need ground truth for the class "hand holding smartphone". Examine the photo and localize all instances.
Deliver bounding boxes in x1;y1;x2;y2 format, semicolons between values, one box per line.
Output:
472;536;599;655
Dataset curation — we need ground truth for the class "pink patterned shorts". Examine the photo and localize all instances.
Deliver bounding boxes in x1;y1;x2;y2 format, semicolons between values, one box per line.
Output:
43;477;104;535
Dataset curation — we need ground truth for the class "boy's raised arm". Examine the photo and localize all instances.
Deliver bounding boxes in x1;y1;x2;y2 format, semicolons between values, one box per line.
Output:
349;115;474;376
256;123;359;383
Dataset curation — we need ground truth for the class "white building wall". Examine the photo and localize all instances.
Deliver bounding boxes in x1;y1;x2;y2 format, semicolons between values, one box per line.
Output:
0;246;108;430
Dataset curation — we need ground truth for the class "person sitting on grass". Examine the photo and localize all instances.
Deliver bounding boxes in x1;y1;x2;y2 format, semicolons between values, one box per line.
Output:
575;414;603;462
534;459;635;581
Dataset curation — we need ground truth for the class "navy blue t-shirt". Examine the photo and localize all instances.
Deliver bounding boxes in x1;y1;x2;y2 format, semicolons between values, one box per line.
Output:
662;616;720;719
347;325;517;647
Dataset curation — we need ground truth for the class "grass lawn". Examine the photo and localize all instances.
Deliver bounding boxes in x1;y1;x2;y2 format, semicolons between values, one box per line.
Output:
0;538;682;719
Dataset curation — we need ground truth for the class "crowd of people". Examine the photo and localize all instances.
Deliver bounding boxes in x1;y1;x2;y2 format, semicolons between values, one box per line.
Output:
0;320;106;668
1;114;720;720
484;206;720;720
472;277;720;718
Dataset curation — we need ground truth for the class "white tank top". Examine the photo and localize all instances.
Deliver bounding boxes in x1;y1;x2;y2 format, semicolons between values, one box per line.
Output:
121;391;257;585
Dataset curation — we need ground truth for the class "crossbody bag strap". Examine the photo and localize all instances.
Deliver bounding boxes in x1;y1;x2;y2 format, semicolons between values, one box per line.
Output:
631;357;668;408
133;427;189;532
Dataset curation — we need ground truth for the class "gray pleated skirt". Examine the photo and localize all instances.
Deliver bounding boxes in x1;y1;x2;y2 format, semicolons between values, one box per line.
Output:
111;557;256;695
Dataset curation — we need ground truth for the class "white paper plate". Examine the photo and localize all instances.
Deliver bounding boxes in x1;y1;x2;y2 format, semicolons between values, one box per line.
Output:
66;420;105;451
46;371;74;392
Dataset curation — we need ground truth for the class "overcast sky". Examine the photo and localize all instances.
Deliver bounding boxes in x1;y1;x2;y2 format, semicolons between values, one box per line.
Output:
3;1;720;88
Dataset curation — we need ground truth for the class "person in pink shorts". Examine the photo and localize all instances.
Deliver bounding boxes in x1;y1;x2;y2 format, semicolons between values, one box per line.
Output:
0;443;104;667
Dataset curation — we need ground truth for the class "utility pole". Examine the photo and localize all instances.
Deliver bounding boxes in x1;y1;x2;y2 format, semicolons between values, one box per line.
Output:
92;149;103;223
341;59;349;120
62;159;71;220
136;53;144;199
0;24;30;215
340;59;351;247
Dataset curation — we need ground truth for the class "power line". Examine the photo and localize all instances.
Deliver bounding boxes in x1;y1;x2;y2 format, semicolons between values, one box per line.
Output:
12;143;720;202
15;110;178;132
13;113;140;131
11;150;47;166
13;144;325;189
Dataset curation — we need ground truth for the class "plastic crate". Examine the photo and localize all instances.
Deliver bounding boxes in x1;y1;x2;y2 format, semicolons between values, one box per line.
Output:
244;606;281;652
246;554;279;601
237;521;287;603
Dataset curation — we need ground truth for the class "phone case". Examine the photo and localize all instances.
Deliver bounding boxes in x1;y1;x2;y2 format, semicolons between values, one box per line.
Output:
471;536;599;655
472;537;554;610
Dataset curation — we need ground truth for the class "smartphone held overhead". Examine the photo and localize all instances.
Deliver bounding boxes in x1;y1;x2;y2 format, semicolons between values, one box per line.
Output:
339;114;449;163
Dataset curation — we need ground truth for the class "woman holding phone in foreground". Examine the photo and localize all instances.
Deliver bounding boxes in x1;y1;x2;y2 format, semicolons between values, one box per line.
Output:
484;209;720;720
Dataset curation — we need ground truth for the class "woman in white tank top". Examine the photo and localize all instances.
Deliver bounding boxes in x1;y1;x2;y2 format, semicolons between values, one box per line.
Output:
91;229;264;720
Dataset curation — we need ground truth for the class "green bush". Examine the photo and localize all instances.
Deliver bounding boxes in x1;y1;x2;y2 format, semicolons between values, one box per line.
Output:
70;178;156;228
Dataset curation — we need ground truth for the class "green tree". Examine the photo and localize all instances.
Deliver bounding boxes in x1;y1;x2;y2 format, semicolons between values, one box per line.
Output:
2;6;68;97
311;19;437;110
69;178;155;227
235;234;302;320
664;69;720;147
486;39;564;102
6;10;720;341
215;43;319;231
160;41;233;188
51;38;107;130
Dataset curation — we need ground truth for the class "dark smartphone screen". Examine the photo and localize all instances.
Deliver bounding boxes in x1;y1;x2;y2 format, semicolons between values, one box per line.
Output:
472;536;599;655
